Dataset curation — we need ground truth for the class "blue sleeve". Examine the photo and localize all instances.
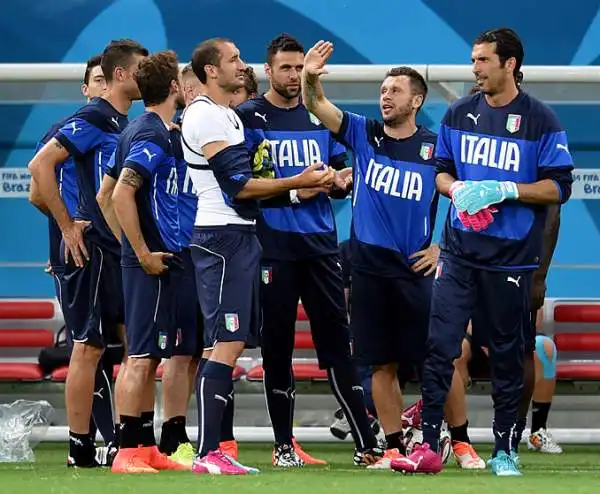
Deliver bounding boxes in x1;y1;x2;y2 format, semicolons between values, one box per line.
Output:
122;139;167;179
106;150;118;179
208;143;252;198
243;128;266;155
54;115;105;158
434;108;457;176
335;112;369;154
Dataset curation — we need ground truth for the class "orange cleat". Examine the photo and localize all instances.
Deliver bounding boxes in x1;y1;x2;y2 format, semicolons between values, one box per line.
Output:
292;437;327;465
111;447;158;474
219;440;239;460
140;445;189;470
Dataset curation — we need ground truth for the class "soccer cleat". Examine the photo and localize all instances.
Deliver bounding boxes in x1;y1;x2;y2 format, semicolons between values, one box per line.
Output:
95;442;118;467
140;445;188;470
401;399;423;429
192;450;250;475
222;453;260;474
272;443;304;467
292;437;327;465
169;442;195;468
452;441;486;469
353;446;384;466
527;428;563;454
111;448;158;474
366;448;405;470
219;439;239;460
330;408;380;440
490;450;522;476
390;443;442;474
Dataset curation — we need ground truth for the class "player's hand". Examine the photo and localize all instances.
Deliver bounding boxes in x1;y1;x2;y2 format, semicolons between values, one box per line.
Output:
452;180;519;215
63;220;90;268
333;167;353;191
295;163;336;189
297;187;330;200
139;251;173;276
409;244;441;276
167;121;181;132
457;207;498;232
252;139;275;179
304;40;334;77
44;260;53;276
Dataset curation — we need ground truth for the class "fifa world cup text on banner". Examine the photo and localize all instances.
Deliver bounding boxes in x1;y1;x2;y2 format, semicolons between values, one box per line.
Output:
571;169;600;199
0;168;31;198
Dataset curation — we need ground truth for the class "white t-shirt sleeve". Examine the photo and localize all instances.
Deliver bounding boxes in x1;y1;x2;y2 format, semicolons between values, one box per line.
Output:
182;102;228;155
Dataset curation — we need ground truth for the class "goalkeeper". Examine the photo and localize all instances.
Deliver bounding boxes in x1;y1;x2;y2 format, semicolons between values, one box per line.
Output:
395;27;573;476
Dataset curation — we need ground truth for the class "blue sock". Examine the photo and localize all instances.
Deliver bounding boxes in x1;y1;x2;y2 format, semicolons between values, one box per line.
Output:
196;360;233;457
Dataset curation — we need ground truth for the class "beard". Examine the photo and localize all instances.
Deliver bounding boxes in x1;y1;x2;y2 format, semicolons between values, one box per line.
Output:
272;80;301;100
382;102;413;126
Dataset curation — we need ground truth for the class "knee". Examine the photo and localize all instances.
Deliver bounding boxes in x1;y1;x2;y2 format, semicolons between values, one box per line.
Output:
72;342;103;363
164;355;192;375
372;363;398;379
534;335;557;380
127;357;157;382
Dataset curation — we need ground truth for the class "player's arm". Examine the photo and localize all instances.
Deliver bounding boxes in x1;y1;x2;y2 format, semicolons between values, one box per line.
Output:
302;41;343;134
96;150;121;242
27;137;89;267
203;140;335;200
531;205;560;309
434;108;459;197
28;176;50;215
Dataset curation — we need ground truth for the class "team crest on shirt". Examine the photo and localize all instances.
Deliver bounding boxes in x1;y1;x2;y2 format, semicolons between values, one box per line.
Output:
308;112;321;126
158;332;168;350
419;142;434;160
506;114;522;133
224;313;239;332
261;267;272;285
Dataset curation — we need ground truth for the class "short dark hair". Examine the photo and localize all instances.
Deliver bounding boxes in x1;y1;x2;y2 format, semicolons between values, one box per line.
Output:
384;66;428;111
83;55;102;85
134;50;179;107
243;66;258;95
266;33;304;64
473;28;524;80
101;39;148;82
191;38;232;84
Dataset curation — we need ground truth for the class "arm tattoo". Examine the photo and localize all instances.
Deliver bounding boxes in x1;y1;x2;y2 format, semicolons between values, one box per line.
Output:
118;168;143;190
53;140;65;150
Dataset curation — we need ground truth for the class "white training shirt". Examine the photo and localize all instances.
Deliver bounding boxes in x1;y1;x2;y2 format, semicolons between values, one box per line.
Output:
181;95;253;226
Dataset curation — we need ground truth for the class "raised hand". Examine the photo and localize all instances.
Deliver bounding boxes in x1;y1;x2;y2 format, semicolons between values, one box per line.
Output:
304;40;334;77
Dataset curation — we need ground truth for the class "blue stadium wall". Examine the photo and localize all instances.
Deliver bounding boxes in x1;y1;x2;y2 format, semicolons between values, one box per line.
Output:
1;0;599;298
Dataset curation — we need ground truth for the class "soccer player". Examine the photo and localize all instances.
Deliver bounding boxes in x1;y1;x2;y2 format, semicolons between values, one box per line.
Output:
28;39;148;467
108;50;188;474
180;37;338;475
29;55;120;456
392;27;573;476
230;66;258;108
237;33;384;467
302;41;446;470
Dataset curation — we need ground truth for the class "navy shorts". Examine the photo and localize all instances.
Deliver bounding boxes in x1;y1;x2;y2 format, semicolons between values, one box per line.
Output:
190;227;261;349
172;248;202;357
122;265;178;359
60;236;124;349
351;270;433;368
471;308;537;354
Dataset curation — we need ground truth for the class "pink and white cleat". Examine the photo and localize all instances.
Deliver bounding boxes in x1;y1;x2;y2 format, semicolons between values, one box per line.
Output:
191;450;251;475
390;443;442;475
402;399;423;429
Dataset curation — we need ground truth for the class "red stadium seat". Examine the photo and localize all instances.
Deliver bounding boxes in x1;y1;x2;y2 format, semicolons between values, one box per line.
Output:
556;362;600;380
50;366;68;382
0;362;44;381
233;366;246;380
294;331;315;349
554;304;600;323
0;329;54;348
0;301;55;320
297;304;308;321
554;333;600;352
247;362;327;381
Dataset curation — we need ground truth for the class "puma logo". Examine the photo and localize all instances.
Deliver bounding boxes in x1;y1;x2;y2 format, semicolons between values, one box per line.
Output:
143;148;156;161
466;113;480;125
374;136;383;147
254;112;267;123
507;276;521;287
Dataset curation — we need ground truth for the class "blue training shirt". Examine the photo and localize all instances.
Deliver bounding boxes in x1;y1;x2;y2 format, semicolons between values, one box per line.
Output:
171;121;197;248
435;91;574;270
335;112;440;279
236;95;348;260
54;97;128;255
112;112;182;265
36;118;79;271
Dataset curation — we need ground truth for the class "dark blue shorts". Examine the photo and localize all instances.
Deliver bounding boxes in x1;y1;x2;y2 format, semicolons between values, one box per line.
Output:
471;308;537;354
60;236;124;349
122;265;178;359
351;270;432;368
172;248;202;357
190;227;261;350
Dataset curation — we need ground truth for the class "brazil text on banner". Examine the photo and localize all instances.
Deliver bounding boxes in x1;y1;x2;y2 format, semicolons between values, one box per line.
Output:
0;168;31;198
571;169;600;200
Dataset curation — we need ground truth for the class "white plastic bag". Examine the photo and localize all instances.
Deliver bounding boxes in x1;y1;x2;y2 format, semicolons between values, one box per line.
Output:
0;399;53;462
